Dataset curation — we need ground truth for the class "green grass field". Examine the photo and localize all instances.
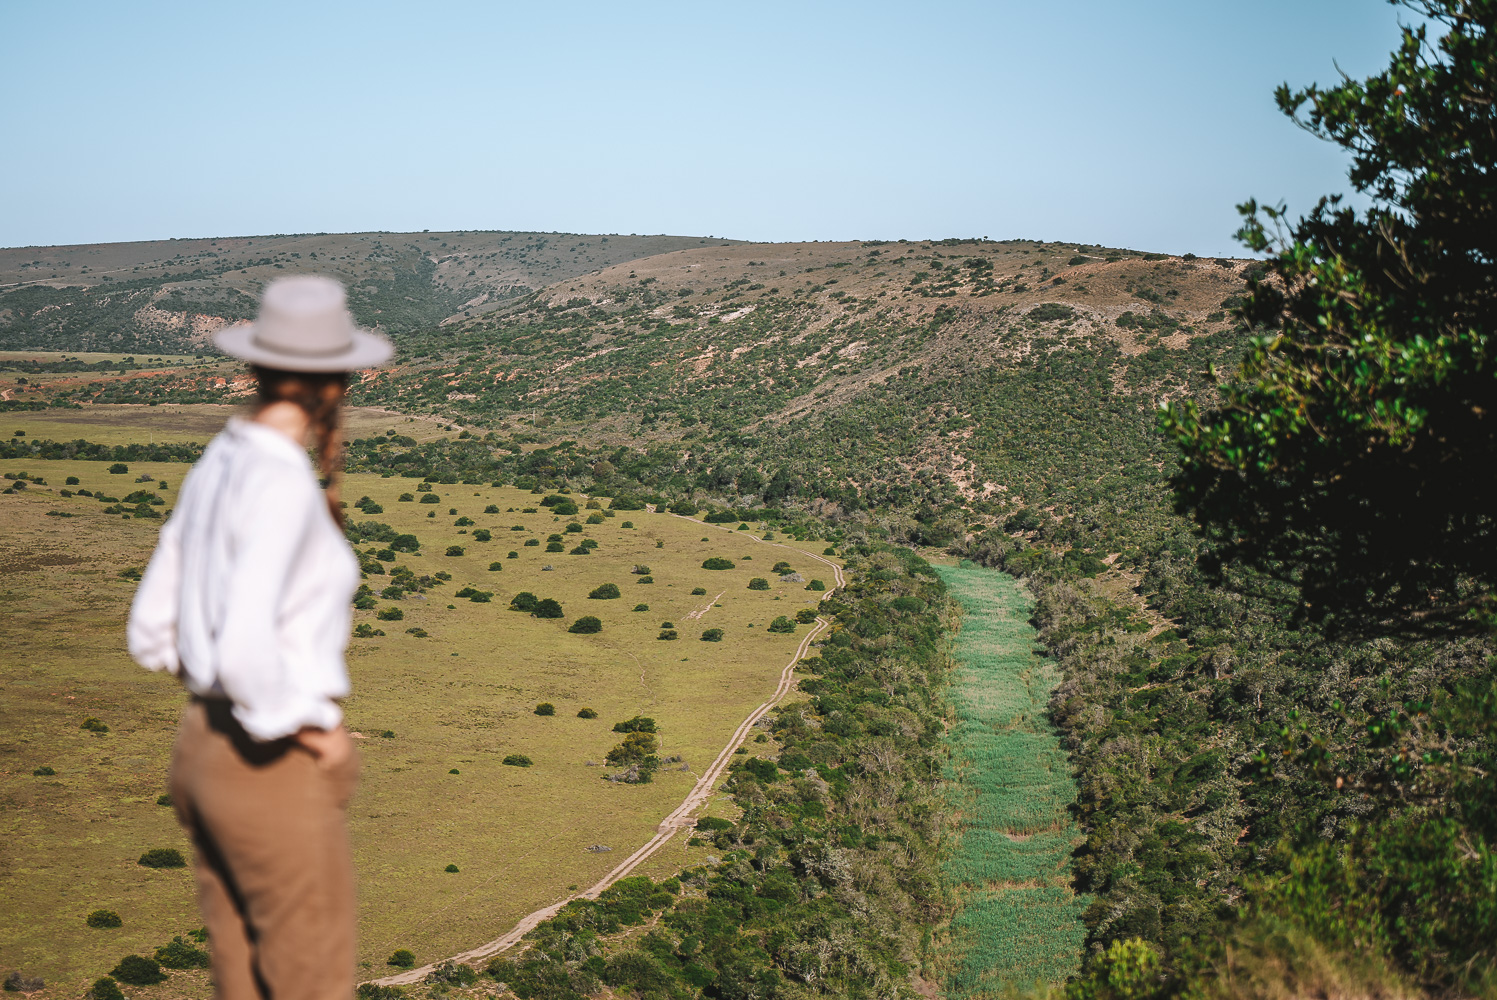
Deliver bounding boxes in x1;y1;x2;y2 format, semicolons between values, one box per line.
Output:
0;454;835;991
936;563;1087;996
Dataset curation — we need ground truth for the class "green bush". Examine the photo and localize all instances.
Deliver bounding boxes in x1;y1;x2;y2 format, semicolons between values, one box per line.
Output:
589;583;621;599
613;716;657;733
32;766;55;776
577;708;598;719
137;848;185;869
658;630;679;640
108;463;128;474
747;577;770;591
110;955;166;985
695;816;732;831
86;909;123;929
427;961;479;987
89;978;125;1000
702;557;735;570
691;587;707;595
419;494;439;504
155;936;209;969
388;948;417;969
510;591;538;612
357;984;406;1000
794;607;819;624
636;575;653;584
489;561;503;571
376;606;404;621
767;616;796;633
535;703;555;716
632;603;649;611
445;545;464;556
569;616;603;634
503;754;533;767
471;529;492;542
545;541;565;552
81;717;109;733
807;579;826;591
585;512;605;524
534;598;564;619
701;628;725;642
444;864;459;873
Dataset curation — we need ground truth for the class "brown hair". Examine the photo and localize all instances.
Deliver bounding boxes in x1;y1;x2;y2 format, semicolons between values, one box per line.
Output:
249;366;349;525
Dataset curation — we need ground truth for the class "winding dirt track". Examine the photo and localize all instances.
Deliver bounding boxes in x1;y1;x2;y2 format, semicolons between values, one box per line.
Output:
372;520;845;985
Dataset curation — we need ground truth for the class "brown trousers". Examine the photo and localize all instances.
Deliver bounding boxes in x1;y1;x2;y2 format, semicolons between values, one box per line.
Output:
170;699;359;1000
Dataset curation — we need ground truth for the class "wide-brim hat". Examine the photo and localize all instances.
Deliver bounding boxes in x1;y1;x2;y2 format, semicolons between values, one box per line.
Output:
214;275;393;372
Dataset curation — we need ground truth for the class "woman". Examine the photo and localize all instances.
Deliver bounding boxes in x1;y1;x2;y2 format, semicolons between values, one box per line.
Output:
129;275;392;1000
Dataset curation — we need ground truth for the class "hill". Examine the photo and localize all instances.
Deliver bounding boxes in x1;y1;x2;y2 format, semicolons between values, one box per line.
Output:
0;230;742;353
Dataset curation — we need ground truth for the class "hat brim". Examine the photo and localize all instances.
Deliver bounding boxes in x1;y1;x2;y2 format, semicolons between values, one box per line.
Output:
213;322;394;372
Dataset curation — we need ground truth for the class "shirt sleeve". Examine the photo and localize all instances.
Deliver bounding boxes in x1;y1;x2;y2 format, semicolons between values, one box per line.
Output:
127;508;184;674
216;463;344;741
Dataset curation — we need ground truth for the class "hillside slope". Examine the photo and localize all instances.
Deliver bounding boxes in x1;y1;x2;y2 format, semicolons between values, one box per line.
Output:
0;231;741;352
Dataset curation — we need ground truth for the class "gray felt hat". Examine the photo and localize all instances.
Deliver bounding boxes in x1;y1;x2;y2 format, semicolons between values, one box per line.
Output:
214;275;393;372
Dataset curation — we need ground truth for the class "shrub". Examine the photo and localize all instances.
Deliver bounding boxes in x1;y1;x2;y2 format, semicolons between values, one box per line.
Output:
545;541;565;552
767;616;796;634
472;529;492;542
428;962;479;987
398;493;415;502
807;579;826;591
568;546;590;555
585;512;605;524
533;598;564;619
704;510;738;523
589;583;621;599
156;793;171;806
419;494;440;504
110;955;166;985
621;520;634;528
81;717;109;733
631;564;651;575
137;848;186;869
108;463;129;474
89;978;124;1000
658;630;679;640
32;766;55;776
405;627;428;637
701;628;724;642
509;592;538;612
691;587;707;595
445;864;460;873
552;501;578;515
155;936;209;969
445;545;464;557
702;557;735;570
632;603;649;611
577;708;598;719
65;476;80;485
772;561;794;574
794;607;819;623
747;578;770;591
695;816;732;831
388;949;417;969
390;534;420;552
524;538;540;547
376;606;404;621
606;731;659;766
489;561;503;571
507;550;519;558
535;703;555;716
502;754;533;767
613;716;657;733
636;575;653;584
454;516;474;526
87;909;123;928
569;616;603;634
353;624;384;638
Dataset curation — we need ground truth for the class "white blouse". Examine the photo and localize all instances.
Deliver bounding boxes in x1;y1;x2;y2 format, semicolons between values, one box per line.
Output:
128;417;361;741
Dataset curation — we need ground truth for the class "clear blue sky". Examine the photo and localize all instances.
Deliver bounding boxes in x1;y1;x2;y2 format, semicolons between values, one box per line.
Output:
2;1;1408;255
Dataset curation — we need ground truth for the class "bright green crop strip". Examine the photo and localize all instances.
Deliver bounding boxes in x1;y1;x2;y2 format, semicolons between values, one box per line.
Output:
937;563;1087;996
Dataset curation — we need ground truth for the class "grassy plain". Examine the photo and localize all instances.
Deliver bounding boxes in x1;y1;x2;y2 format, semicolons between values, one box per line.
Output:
936;563;1087;995
0;452;836;992
2;402;457;445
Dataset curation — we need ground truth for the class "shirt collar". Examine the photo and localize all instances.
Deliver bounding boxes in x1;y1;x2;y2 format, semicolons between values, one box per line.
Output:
225;416;314;466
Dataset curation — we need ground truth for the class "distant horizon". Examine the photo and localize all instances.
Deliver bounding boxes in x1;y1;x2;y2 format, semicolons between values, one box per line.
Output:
3;1;1405;255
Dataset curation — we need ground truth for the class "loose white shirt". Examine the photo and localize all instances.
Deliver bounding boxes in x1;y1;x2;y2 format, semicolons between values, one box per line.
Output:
128;417;360;741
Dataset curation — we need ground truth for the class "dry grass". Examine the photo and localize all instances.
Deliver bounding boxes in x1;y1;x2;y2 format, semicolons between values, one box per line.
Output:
0;456;835;991
2;403;455;446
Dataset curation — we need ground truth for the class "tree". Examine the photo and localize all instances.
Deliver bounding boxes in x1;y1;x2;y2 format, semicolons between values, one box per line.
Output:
533;598;564;619
569;615;603;634
1163;3;1497;633
589;583;621;599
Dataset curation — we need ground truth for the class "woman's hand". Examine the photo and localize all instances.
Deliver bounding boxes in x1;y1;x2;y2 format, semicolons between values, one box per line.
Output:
294;725;354;770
